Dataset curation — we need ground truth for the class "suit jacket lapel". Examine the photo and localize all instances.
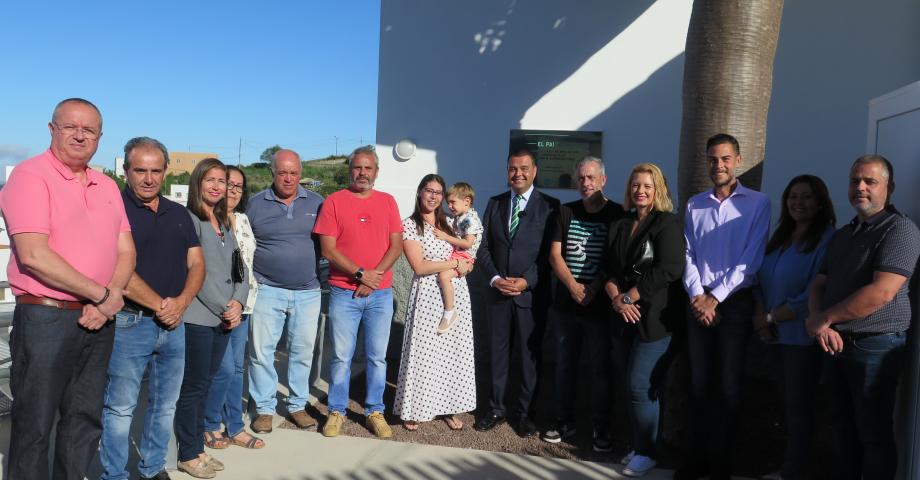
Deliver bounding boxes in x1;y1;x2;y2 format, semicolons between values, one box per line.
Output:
499;193;511;240
516;190;540;237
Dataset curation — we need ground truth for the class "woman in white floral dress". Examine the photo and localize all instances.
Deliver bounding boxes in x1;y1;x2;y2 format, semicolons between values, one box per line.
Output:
394;174;477;431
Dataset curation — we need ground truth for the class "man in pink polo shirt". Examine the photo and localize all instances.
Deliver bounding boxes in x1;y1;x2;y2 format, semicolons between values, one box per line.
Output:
0;98;136;480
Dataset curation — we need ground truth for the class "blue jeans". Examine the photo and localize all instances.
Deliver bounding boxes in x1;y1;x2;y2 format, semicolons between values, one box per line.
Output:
100;313;185;480
829;331;907;480
613;332;671;457
175;323;230;462
248;284;321;414
204;314;250;436
327;286;393;415
685;288;753;473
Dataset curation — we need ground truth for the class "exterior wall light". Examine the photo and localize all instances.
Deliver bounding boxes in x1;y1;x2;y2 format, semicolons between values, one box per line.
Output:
394;139;417;161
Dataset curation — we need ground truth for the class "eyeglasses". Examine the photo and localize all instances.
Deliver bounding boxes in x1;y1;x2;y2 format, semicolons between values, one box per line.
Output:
52;122;100;140
422;188;443;197
228;182;244;193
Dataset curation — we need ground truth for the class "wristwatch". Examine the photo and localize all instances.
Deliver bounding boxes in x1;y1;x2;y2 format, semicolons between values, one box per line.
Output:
354;267;365;281
621;294;633;305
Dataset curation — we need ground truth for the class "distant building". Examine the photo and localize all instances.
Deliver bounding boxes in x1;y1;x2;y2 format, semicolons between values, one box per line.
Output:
168;152;218;176
115;152;219;179
164;184;189;206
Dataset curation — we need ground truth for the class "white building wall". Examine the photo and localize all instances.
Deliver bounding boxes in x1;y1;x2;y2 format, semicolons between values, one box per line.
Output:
375;0;920;221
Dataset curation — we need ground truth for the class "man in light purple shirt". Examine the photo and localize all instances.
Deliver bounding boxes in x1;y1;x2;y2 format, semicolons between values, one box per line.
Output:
675;133;771;480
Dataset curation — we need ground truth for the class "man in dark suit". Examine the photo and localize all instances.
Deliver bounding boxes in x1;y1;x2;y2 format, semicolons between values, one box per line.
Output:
474;147;560;437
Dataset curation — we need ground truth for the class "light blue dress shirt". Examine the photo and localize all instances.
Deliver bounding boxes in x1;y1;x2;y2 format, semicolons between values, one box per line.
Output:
683;183;772;302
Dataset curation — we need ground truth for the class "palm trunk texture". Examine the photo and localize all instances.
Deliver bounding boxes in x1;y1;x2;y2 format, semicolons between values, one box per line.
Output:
664;0;785;450
677;0;785;207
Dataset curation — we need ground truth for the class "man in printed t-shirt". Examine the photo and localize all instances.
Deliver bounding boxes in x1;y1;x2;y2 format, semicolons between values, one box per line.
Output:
543;156;625;451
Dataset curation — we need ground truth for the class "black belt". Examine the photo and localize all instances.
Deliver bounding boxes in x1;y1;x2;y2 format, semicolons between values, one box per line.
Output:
837;330;900;342
122;304;155;317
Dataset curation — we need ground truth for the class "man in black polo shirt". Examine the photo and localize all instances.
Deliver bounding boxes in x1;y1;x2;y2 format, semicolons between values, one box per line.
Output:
806;154;920;480
99;137;205;480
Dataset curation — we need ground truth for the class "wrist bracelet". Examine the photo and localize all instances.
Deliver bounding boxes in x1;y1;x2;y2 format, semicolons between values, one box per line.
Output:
96;287;111;305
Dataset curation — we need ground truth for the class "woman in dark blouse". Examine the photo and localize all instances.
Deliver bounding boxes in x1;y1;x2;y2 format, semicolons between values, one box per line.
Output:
605;162;685;477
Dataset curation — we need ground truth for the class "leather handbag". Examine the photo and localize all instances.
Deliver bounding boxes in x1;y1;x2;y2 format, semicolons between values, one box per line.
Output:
626;239;655;283
232;248;245;284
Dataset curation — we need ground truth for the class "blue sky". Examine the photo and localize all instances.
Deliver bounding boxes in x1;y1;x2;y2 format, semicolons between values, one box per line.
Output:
0;1;380;174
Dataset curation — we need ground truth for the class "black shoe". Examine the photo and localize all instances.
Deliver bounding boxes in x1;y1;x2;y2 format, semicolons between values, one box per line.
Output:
512;415;537;438
542;420;577;444
592;425;613;452
141;471;172;480
474;413;505;432
673;462;710;480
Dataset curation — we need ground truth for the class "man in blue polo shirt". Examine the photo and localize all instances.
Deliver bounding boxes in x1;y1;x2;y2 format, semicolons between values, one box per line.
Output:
247;148;324;434
100;137;205;480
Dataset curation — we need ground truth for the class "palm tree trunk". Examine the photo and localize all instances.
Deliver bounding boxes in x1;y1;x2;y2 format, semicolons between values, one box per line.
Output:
677;0;785;207
663;0;785;451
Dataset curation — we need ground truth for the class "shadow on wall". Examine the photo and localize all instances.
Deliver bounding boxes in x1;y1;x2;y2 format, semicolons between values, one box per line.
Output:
376;0;687;212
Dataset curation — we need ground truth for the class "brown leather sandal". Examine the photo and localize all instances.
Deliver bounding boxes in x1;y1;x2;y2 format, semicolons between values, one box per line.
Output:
203;431;229;449
443;415;464;430
230;431;265;449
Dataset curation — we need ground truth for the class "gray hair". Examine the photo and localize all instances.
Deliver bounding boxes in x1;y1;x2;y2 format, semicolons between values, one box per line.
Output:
574;155;605;176
52;97;103;129
123;136;170;170
349;145;379;168
270;149;301;172
852;154;892;181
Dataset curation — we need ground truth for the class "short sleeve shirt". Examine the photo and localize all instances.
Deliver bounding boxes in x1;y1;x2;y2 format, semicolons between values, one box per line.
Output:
820;206;920;333
313;189;403;290
1;150;130;300
122;188;200;302
247;186;323;290
453;208;484;258
551;199;626;313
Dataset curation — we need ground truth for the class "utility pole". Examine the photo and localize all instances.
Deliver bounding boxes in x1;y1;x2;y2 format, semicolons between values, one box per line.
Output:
238;138;242;166
334;136;339;156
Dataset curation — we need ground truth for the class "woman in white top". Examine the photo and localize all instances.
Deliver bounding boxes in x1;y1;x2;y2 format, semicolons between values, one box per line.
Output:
203;165;264;450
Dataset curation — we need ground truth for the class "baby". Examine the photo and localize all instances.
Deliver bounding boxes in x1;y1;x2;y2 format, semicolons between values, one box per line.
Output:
434;182;483;334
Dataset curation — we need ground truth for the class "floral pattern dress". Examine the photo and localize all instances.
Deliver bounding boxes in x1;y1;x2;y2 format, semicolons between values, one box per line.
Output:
234;212;257;314
393;217;477;422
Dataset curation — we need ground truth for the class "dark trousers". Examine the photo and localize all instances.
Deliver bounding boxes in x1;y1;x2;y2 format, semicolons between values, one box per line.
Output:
8;304;115;480
684;288;753;473
779;344;822;480
488;298;538;417
829;331;907;480
550;306;611;425
175;323;230;462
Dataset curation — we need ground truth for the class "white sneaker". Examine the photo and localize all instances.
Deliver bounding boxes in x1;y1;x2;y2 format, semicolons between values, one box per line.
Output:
620;450;636;465
623;454;656;477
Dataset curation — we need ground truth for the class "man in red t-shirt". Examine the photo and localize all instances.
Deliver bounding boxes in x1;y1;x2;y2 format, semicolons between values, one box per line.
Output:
313;145;403;439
